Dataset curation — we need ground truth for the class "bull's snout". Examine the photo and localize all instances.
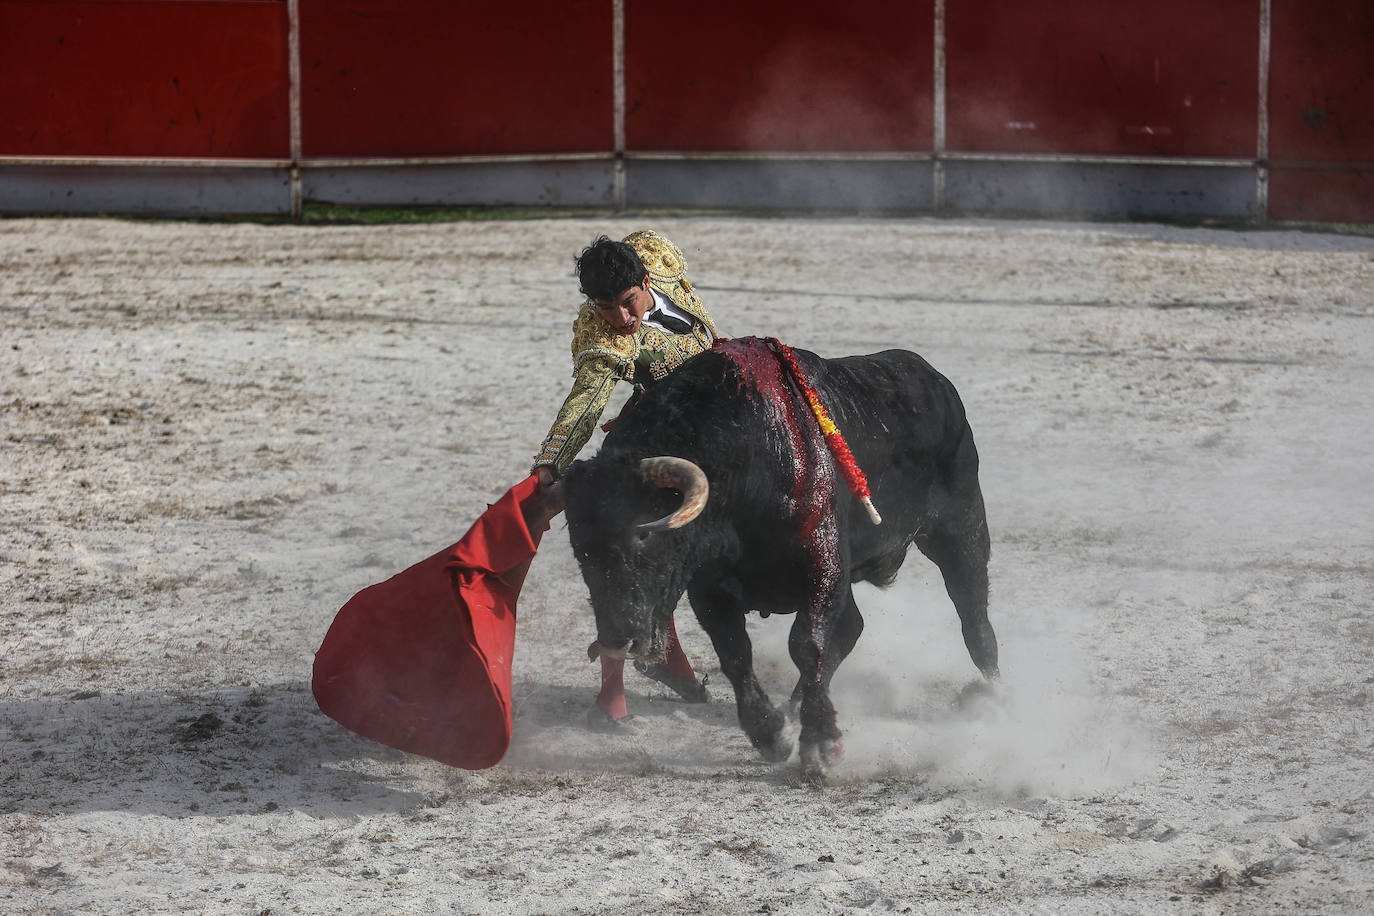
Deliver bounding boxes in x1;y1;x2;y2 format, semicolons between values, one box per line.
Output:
587;639;628;662
586;636;650;662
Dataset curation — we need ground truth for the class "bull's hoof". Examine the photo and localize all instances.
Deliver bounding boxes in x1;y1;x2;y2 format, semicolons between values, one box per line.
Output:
751;731;794;764
956;678;1009;718
798;744;828;786
821;736;845;765
748;711;794;763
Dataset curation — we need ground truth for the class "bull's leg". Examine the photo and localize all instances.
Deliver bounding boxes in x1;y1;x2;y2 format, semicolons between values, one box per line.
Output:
788;582;856;779
918;484;999;680
688;584;792;762
789;590;864;710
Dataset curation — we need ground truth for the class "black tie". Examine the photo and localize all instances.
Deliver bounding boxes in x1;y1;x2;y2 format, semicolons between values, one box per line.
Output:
650;309;693;334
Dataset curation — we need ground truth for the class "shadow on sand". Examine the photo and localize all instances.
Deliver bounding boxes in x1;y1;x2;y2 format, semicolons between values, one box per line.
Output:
1;682;428;819
2;674;793;819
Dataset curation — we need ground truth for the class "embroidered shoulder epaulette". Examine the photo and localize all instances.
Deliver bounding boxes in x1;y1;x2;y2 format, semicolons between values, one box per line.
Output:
570;302;638;373
626;229;717;338
624;229;687;283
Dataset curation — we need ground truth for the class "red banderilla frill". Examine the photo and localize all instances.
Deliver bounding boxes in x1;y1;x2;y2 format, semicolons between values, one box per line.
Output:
763;338;882;526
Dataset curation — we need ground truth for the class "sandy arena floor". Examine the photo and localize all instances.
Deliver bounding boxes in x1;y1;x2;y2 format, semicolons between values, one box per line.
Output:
2;215;1373;914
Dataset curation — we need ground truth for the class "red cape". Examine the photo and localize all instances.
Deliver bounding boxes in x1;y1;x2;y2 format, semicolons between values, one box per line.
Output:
312;475;546;769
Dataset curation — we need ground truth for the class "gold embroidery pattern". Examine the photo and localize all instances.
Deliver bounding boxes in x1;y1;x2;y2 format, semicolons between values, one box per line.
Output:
651;330;711;380
575;346;634;374
533;353;623;471
570;303;637;368
653;349;681;380
640;328;669;351
625;229;686;282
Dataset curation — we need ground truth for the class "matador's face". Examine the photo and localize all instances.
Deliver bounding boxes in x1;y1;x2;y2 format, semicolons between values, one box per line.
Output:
593;274;653;335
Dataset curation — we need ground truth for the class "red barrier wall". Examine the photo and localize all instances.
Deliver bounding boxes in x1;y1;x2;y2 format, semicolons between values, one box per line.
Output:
1;0;1370;221
1268;0;1374;222
946;0;1257;158
0;0;289;158
297;0;613;157
624;0;933;152
1269;170;1374;224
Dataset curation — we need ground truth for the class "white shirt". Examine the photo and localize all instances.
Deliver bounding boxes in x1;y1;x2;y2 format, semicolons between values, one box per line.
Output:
642;287;696;334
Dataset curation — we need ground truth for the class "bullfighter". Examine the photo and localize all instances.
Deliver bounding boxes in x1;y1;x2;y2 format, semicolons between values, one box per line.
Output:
533;230;720;729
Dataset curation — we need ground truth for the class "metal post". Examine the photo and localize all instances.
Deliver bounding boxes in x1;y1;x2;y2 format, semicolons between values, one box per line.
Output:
612;0;627;212
933;0;947;213
1257;0;1272;221
288;0;304;219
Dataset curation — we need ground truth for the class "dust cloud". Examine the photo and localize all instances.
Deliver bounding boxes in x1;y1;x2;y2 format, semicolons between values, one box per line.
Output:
743;572;1158;796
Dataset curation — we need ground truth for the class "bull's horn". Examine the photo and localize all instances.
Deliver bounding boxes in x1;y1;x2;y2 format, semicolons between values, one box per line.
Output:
637;457;709;530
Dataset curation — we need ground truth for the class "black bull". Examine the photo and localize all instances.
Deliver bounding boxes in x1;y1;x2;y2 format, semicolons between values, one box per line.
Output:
562;337;999;774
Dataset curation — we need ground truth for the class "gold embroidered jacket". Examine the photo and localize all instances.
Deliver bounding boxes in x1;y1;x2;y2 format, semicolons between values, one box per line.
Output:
533;230;720;476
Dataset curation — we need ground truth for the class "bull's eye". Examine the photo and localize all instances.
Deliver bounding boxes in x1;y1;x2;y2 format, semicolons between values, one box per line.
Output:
633;529;653;545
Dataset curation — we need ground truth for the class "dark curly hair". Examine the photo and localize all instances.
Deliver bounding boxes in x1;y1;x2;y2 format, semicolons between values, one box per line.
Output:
575;235;647;302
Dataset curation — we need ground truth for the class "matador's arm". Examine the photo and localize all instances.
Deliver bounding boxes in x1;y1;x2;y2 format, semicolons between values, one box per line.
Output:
532;349;633;477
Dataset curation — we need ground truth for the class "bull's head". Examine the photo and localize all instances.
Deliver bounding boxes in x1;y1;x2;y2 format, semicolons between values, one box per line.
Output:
563;456;709;662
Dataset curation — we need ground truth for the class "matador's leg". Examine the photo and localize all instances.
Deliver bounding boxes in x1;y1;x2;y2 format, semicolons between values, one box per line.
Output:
635;616;709;703
595;656;628;720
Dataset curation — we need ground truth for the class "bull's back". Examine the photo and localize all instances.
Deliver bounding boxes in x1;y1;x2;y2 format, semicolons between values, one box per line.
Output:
818;348;973;471
608;339;975;514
